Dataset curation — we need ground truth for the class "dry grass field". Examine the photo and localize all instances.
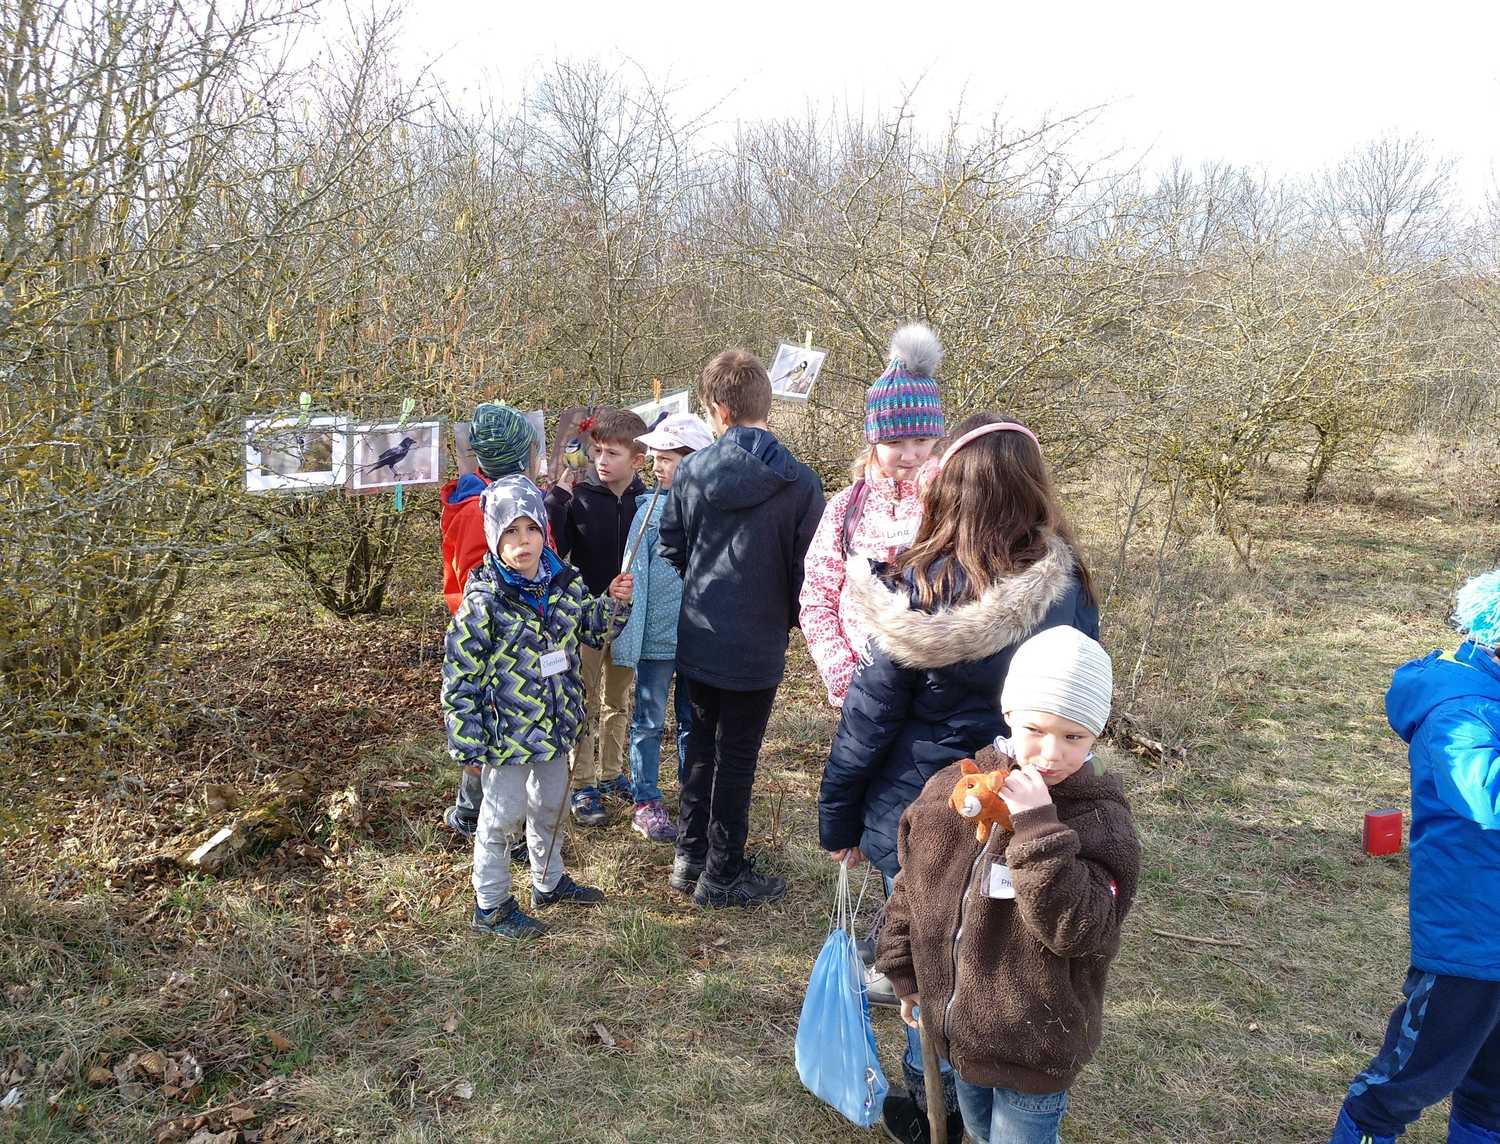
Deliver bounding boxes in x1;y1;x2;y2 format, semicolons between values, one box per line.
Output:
5;437;1500;1142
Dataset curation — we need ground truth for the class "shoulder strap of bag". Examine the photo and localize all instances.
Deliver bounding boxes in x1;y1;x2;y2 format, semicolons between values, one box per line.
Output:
840;478;869;558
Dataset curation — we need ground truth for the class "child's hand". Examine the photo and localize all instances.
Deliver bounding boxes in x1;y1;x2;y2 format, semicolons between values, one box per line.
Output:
828;846;867;867
999;765;1052;815
556;466;579;493
899;994;920;1030
608;573;634;603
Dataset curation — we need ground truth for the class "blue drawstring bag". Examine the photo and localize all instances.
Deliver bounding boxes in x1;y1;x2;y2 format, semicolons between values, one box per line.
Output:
794;860;887;1127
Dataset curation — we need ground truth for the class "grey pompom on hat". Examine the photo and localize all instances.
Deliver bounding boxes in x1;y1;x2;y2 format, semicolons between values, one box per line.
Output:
1000;626;1113;736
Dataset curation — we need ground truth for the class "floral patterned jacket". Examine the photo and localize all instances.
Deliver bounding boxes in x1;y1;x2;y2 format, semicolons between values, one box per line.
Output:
797;471;926;707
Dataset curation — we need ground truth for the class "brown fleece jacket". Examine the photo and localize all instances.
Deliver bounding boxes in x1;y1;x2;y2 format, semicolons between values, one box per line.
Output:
874;745;1141;1094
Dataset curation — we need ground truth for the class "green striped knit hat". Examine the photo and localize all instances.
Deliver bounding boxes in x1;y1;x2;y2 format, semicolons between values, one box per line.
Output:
470;402;535;478
864;324;945;443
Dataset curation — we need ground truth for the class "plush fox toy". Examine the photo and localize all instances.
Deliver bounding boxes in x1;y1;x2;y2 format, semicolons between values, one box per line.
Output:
949;758;1015;842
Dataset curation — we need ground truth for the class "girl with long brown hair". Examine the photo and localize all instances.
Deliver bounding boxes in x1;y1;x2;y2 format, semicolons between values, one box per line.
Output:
818;411;1098;1143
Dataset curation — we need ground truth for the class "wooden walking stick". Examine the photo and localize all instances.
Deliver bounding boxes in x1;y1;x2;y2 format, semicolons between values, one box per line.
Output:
917;1002;948;1144
537;483;662;879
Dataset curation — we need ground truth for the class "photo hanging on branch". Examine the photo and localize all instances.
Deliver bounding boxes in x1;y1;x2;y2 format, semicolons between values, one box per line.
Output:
547;406;597;486
450;419;474;473
524;409;548;478
452;421;477;476
630;388;693;430
768;342;827;401
349;421;443;492
243;414;349;494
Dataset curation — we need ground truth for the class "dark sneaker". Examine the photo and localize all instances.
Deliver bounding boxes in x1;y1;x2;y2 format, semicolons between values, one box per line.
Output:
532;873;605;908
570;787;607;826
471;898;545;940
444;806;477;841
599;773;632;799
631;800;677;843
864;965;900;1008
670;853;703;895
880;1090;963;1144
509;836;529;864
692;859;787;909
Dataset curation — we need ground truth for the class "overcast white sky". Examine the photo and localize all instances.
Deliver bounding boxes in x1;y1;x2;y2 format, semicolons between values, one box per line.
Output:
392;0;1500;207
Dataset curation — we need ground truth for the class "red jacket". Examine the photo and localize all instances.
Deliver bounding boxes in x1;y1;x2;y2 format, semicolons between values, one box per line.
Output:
441;471;557;612
440;473;492;614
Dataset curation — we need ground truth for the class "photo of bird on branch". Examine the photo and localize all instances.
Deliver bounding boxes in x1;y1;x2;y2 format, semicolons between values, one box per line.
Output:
349;422;442;491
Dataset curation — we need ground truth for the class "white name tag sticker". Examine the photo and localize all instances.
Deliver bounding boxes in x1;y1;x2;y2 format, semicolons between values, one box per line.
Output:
539;649;569;678
985;861;1016;900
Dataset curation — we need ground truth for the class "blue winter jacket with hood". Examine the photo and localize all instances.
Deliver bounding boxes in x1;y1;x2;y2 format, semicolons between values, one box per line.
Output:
1385;640;1500;980
658;426;825;691
819;536;1098;879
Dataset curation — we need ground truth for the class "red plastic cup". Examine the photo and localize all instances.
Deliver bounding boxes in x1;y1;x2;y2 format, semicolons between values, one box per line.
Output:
1363;808;1403;856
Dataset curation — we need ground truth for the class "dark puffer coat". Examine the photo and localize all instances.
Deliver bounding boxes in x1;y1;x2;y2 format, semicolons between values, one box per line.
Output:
818;535;1099;878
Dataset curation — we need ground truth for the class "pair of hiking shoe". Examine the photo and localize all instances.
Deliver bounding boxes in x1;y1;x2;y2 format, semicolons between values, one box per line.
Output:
571;773;632;825
670;854;785;908
470;874;604;940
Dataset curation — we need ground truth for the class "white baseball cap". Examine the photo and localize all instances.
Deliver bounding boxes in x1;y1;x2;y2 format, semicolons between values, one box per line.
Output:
637;412;715;453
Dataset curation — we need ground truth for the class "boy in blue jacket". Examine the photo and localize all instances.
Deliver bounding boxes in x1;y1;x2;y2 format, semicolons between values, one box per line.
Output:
1328;570;1500;1144
612;412;714;842
659;350;825;907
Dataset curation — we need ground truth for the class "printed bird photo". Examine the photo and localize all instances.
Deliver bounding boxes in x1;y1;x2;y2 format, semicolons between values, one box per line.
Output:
349;421;442;491
767;342;827;400
243;414;348;493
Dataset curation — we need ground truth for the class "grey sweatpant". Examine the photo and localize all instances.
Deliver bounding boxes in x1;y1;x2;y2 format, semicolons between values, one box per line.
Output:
452;767;483;827
472;758;570;910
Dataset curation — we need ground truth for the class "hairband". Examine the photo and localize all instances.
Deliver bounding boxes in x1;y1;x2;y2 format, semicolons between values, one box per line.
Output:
937;422;1040;471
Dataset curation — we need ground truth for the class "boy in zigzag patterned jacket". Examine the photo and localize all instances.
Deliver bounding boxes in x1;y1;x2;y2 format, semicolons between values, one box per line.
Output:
441;475;635;940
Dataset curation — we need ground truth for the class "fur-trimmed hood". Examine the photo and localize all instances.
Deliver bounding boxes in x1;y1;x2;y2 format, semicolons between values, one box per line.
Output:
845;535;1078;670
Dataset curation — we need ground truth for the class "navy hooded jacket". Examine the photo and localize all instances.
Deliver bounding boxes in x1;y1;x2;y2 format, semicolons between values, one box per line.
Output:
544;475;648;596
819;536;1099;879
658;426;824;691
1385;641;1500;980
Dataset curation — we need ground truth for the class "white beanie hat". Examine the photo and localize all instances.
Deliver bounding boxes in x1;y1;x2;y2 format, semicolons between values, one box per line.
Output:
1000;626;1113;736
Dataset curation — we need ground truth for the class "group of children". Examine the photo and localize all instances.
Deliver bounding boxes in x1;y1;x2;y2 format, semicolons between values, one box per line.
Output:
440;348;824;935
436;324;1500;1144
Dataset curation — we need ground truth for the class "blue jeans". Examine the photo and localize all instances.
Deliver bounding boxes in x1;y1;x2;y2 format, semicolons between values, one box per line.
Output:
955;1077;1068;1144
627;659;693;804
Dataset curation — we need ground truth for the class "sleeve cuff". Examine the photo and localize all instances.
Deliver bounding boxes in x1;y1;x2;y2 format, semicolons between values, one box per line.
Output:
879;962;918;999
1009;803;1065;846
818;825;861;852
